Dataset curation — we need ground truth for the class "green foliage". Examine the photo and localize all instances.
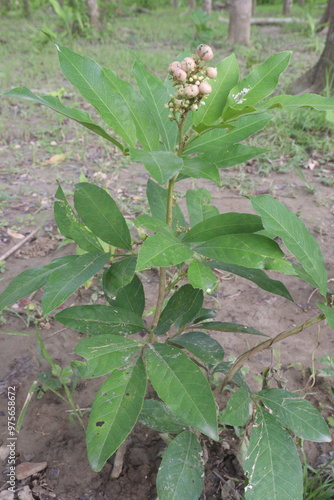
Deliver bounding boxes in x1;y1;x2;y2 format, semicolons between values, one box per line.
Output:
1;40;334;500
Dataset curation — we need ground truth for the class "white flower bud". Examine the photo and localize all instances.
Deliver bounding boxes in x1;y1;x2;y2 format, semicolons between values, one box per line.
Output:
184;85;200;98
168;61;182;74
197;44;214;62
173;68;187;82
191;104;199;111
181;57;196;72
199;81;212;95
206;67;217;79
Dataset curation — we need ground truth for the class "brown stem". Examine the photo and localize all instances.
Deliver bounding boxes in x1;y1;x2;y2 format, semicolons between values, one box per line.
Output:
213;313;325;397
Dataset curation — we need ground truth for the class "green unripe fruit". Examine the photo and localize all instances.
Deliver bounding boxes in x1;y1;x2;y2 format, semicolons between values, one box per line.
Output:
197;44;214;62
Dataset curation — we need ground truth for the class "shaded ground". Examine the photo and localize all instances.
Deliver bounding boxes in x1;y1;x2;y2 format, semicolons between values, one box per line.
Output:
1;8;334;500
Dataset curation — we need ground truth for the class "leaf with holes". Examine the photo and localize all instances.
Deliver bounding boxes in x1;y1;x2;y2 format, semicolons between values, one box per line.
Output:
86;357;146;471
157;430;204;500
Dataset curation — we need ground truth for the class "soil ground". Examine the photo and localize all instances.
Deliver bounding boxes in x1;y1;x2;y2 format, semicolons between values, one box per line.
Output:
1;6;334;500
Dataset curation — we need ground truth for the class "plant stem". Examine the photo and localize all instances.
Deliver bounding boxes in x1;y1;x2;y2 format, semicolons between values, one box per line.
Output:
214;313;326;397
150;113;188;332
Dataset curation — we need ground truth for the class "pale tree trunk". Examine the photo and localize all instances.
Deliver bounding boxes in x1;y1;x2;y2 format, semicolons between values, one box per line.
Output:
228;0;252;46
172;0;178;8
203;0;212;16
283;0;293;15
289;0;334;94
252;0;256;15
86;0;101;31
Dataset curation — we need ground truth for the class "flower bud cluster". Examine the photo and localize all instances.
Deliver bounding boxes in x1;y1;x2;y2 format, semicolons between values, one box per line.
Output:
166;44;216;117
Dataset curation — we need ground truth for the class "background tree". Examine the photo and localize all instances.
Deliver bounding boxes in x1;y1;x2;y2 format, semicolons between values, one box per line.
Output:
289;0;334;93
228;0;252;46
86;0;100;30
188;0;197;9
283;0;293;15
203;0;212;16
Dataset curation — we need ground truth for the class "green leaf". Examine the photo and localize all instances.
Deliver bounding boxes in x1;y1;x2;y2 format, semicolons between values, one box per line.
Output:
102;256;137;298
135;215;174;235
214;361;248;389
171;331;224;365
130;149;183;184
186;188;219;226
55;304;145;335
195;234;284;269
261;93;334;112
183;213;263;243
133;59;177;150
187;260;217;293
145;344;218;440
206;261;293;301
107;275;145;317
54;193;103;254
139;399;187;433
317;303;334;328
220;386;252;427
192;321;267;336
0;256;76;312
86;357;146;471
147;180;187;231
54;43;137;147
74;183;131;250
136;232;193;271
157;430;204;500
244;407;303;500
103;67;159;151
3;87;125;150
224;51;291;117
74;334;141;378
200;144;268;167
177;156;221;185
185;113;273;155
156;285;203;335
257;389;331;442
192;308;217;324
42;252;110;315
249;195;328;296
193;53;239;127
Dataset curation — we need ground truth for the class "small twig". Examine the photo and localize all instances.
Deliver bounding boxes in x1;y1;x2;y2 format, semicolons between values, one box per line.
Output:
0;226;39;261
110;438;130;479
214;313;326;396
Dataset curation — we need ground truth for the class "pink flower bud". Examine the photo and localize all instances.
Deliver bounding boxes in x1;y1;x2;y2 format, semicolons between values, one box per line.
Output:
168;61;182;74
206;67;217;79
197;44;214;62
184;84;200;98
173;68;187;82
181;57;196;72
199;81;212;95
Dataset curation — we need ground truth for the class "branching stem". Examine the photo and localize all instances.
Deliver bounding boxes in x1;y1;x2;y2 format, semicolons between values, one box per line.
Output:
214;313;326;397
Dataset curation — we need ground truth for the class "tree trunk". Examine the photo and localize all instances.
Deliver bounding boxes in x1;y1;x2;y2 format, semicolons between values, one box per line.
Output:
22;0;30;17
289;0;334;94
86;0;101;30
317;0;331;32
297;0;304;6
172;0;178;8
252;0;256;15
188;0;196;9
228;0;252;46
203;0;212;16
283;0;293;15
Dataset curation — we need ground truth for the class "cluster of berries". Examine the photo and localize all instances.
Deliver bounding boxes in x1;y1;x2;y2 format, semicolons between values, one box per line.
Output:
166;44;217;117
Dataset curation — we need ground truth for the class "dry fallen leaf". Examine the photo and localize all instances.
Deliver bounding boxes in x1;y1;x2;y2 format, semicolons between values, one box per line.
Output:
16;461;47;480
304;158;319;170
7;229;25;239
46;153;66;165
